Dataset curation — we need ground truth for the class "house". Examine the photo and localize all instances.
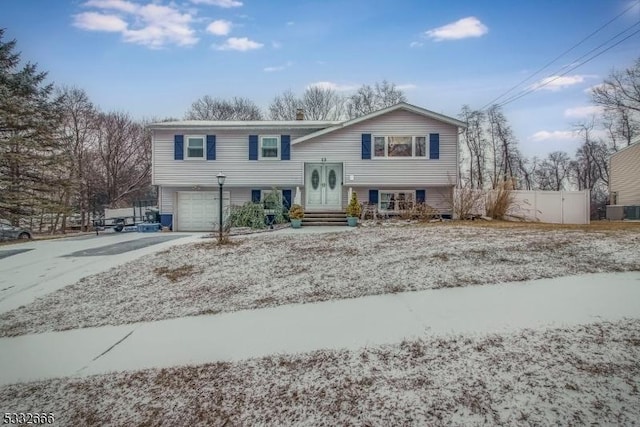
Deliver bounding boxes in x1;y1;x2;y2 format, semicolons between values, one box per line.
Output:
607;137;640;220
149;102;466;231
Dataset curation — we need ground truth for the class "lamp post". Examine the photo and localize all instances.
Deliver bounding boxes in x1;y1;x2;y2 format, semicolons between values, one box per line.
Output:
216;172;226;243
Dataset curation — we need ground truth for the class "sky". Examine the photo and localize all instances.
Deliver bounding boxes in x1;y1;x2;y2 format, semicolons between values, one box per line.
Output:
1;0;639;158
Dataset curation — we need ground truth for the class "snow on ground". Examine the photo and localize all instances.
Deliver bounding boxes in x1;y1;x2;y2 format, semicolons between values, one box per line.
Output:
2;319;639;425
1;225;639;337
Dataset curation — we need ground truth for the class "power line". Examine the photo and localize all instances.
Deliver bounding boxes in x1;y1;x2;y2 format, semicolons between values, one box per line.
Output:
479;0;640;110
494;25;640;109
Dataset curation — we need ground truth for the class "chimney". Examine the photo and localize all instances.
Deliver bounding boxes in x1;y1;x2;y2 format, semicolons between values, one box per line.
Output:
296;108;304;120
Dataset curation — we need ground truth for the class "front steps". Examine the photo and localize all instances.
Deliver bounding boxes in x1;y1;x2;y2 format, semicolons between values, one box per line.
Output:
302;211;348;226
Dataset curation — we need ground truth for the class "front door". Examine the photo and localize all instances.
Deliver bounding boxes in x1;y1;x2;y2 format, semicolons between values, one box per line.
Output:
305;163;342;211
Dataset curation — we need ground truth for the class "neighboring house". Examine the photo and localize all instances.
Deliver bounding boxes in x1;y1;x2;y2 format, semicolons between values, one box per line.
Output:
150;102;466;231
607;137;640;220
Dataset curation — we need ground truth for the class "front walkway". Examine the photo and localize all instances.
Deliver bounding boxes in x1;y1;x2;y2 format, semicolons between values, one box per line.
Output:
1;271;639;386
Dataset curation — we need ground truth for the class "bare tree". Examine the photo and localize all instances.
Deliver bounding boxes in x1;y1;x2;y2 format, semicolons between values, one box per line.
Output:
535;151;571;191
93;112;151;208
459;105;486;189
592;57;640;147
185;96;263;120
57;86;98;231
487;105;520;188
268;89;301;120
346;80;406;118
302;86;345;120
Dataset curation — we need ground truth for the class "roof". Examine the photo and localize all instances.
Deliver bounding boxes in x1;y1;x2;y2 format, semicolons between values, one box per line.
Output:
148;120;341;130
610;136;640;159
292;102;467;145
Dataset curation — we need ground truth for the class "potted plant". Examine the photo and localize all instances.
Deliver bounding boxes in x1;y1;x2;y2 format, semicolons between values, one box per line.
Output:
346;192;361;227
289;204;304;228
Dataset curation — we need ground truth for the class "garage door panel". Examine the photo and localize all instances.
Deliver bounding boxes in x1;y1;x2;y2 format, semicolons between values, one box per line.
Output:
177;191;229;231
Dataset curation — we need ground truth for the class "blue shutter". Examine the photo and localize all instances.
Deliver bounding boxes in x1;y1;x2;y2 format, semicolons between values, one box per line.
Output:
282;189;292;210
281;135;290;160
416;189;426;204
429;133;440;159
174;135;184;160
249;135;258;160
368;189;378;204
206;135;216;160
361;134;371;159
251;189;261;203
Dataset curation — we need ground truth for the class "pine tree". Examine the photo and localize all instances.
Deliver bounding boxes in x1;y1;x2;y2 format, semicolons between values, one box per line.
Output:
0;28;68;226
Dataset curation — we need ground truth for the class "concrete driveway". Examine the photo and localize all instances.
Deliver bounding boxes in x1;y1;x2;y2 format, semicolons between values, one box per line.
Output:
0;231;203;314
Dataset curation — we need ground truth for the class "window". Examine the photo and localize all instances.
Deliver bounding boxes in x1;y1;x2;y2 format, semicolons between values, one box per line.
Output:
372;136;429;158
379;190;415;213
186;136;205;159
415;137;426;157
260;136;280;159
388;136;412;157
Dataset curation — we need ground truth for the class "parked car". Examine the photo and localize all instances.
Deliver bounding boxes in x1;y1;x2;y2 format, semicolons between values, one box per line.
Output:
0;220;33;241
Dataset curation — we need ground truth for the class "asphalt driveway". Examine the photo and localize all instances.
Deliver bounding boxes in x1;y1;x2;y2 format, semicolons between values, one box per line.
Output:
0;231;201;314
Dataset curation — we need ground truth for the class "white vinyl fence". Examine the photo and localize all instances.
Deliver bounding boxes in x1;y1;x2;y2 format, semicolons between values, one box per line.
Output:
455;189;591;225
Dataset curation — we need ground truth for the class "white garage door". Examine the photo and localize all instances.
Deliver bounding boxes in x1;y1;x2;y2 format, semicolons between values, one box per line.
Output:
177;191;229;231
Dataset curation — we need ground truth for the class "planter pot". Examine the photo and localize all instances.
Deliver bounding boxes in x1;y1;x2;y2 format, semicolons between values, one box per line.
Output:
347;216;358;227
291;219;302;228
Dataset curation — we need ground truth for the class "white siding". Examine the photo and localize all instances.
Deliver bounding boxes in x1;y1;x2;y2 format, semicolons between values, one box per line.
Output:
153;128;315;187
294;110;459;186
347;186;452;212
610;142;640;205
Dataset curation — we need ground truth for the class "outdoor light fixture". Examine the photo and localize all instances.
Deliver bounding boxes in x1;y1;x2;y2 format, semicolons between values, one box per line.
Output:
216;172;226;243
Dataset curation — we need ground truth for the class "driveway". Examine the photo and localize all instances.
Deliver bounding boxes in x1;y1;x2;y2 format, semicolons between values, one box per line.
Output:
0;231;202;314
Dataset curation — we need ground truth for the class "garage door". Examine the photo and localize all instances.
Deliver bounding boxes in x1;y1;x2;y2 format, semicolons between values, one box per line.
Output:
177;191;229;231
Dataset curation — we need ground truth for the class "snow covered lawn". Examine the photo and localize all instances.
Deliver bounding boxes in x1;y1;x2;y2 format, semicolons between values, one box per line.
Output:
2;319;639;425
1;224;639;336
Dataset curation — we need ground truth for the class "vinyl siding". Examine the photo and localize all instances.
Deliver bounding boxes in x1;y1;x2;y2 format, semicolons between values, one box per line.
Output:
610;141;640;205
153;128;318;187
294;110;458;186
347;186;452;212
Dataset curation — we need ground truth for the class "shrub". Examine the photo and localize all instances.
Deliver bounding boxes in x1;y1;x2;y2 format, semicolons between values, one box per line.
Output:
228;202;266;229
262;188;287;224
400;203;440;221
486;180;515;219
346;192;361;218
289;204;304;220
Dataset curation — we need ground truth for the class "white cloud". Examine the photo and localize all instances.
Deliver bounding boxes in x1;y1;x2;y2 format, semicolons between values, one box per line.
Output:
74;12;128;32
564;105;603;118
215;37;263;51
286;21;294;26
75;1;197;48
425;17;488;41
206;19;232;36
409;41;423;48
189;0;243;7
84;0;137;13
264;61;293;72
531;74;592;92
584;83;607;94
307;81;358;92
529;130;576;142
397;83;417;90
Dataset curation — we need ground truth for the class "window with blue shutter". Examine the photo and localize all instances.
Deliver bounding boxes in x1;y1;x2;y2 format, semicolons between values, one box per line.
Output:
282;189;292;210
249;135;258;160
206;135;216;160
369;189;378;204
251;189;261;203
174;135;184;160
362;134;371;159
416;189;426;204
281;135;290;160
429;133;440;159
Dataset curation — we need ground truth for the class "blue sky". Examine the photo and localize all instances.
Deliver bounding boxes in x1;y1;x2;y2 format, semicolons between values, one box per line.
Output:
1;0;639;158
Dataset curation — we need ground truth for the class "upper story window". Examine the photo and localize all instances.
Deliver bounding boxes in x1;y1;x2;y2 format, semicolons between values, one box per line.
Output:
186;135;205;159
373;136;428;158
260;136;280;160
